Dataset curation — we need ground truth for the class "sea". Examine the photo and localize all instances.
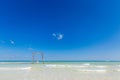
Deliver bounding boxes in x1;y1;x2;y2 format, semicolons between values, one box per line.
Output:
0;60;120;80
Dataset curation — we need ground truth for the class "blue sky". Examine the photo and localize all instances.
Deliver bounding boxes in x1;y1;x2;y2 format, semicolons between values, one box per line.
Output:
0;0;120;60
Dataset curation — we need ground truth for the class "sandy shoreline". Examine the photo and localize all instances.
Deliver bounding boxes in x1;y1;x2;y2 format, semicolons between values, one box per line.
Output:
0;62;120;80
0;66;120;80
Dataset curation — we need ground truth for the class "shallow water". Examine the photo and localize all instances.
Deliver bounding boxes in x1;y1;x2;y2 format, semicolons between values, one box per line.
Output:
0;61;120;80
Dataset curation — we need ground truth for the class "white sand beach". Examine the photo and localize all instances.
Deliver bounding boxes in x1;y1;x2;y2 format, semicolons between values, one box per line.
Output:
0;62;120;80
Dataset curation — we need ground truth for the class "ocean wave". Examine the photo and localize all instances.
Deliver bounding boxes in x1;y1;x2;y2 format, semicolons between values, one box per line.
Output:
45;65;89;68
92;66;107;68
67;65;87;68
45;65;66;68
45;64;107;68
116;69;120;72
117;65;120;67
0;67;31;70
82;63;90;66
77;69;106;72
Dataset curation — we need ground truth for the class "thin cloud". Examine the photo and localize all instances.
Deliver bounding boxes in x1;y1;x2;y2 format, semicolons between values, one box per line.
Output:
57;34;63;40
52;33;56;37
10;40;15;45
52;33;64;40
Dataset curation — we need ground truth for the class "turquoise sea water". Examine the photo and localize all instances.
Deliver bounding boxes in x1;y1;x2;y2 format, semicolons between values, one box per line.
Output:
1;60;120;69
0;60;120;72
1;60;120;65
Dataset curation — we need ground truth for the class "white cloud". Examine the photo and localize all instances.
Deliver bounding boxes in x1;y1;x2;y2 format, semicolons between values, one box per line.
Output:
10;40;15;45
52;33;64;40
57;34;63;40
52;33;56;37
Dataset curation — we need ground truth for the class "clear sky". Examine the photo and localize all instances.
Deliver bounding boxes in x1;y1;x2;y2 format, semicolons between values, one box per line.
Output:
0;0;120;60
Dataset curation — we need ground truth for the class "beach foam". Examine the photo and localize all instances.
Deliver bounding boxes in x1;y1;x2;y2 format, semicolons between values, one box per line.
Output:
116;69;120;72
67;65;87;68
77;69;107;73
0;67;31;71
45;64;107;68
83;63;90;66
45;64;88;68
92;65;107;68
45;65;66;68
